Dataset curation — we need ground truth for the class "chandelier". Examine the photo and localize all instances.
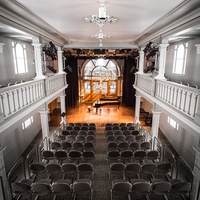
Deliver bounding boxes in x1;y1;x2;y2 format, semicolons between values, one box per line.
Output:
91;30;110;40
85;0;117;27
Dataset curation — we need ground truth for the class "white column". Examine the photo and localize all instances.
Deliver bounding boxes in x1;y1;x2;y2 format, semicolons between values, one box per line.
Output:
137;50;145;74
32;43;46;79
134;95;141;124
60;95;67;124
39;110;50;150
0;147;12;200
151;109;161;139
156;43;169;80
57;48;64;74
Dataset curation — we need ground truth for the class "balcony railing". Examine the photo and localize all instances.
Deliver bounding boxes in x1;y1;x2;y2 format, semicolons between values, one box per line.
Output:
135;74;200;120
0;73;66;122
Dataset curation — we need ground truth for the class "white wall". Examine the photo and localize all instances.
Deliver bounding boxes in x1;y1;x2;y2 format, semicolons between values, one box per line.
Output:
0;107;42;171
0;36;36;85
165;37;200;87
159;106;199;168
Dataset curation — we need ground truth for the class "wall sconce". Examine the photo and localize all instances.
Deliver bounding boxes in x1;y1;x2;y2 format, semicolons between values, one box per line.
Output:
0;43;5;53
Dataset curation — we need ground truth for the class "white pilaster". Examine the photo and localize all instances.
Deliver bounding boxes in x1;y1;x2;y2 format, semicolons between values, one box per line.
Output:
32;43;46;79
195;44;200;54
134;95;141;124
137;50;145;74
39;110;50;150
0;43;5;53
57;48;64;74
151;109;161;139
156;43;169;80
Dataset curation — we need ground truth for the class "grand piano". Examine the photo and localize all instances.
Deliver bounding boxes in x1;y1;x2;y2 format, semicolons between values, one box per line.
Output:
93;97;120;113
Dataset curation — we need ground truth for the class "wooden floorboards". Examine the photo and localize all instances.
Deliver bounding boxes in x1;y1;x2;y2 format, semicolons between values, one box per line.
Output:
49;103;137;127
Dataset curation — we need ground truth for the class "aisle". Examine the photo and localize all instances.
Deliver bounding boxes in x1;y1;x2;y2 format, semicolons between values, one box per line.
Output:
92;125;110;200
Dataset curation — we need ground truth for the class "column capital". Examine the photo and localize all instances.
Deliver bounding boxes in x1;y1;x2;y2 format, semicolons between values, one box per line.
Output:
38;110;49;115
159;43;169;49
31;43;42;48
151;109;162;115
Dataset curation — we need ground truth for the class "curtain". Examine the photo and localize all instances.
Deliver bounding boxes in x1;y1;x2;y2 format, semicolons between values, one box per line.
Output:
64;57;79;108
122;57;136;107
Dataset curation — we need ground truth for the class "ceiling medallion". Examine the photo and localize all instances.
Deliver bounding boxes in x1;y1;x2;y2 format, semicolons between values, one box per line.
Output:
85;0;117;27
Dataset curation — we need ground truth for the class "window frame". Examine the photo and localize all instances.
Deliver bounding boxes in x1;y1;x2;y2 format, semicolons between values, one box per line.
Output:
12;41;28;74
172;42;188;75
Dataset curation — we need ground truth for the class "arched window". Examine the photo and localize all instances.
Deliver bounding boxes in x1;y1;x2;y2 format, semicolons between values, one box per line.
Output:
12;42;28;74
83;58;118;97
173;43;188;74
84;58;117;80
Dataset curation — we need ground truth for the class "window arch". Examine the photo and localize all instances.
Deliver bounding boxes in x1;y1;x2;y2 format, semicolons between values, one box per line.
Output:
12;41;28;74
84;58;118;80
172;43;188;75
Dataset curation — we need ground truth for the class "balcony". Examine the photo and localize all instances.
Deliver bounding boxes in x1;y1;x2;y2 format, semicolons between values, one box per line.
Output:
134;73;200;125
0;73;67;123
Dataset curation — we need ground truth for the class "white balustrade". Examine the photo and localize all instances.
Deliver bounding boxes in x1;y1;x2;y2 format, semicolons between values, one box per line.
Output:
156;80;199;119
0;80;45;119
135;74;155;96
45;74;66;95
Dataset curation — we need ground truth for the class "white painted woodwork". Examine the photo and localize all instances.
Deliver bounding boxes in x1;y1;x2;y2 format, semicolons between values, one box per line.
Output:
0;74;67;122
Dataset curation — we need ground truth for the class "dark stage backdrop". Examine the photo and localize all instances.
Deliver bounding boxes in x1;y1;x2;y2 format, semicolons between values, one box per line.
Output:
122;57;136;107
64;57;79;108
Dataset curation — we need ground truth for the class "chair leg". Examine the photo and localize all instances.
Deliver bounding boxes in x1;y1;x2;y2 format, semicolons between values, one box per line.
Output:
110;189;113;200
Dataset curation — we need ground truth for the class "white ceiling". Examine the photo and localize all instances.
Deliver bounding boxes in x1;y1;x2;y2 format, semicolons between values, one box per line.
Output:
1;0;200;50
15;0;184;48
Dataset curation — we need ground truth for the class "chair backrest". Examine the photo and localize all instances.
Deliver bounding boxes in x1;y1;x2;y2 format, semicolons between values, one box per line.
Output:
73;181;91;195
61;163;77;179
62;141;72;151
107;150;120;161
52;180;71;196
112;181;132;193
107;142;118;151
151;181;171;195
12;182;32;196
132;181;151;194
171;181;191;195
140;142;151;150
157;162;172;174
31;182;52;196
118;142;129;151
50;141;61;150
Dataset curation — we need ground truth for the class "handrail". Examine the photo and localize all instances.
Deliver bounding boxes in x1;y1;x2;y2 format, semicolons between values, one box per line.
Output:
25;144;39;179
177;156;194;199
163;144;176;179
177;156;194;181
152;136;163;161
7;156;25;199
37;137;48;162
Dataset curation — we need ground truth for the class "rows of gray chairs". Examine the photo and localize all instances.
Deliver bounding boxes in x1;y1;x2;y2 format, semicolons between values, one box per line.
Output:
12;162;94;200
105;123;191;200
